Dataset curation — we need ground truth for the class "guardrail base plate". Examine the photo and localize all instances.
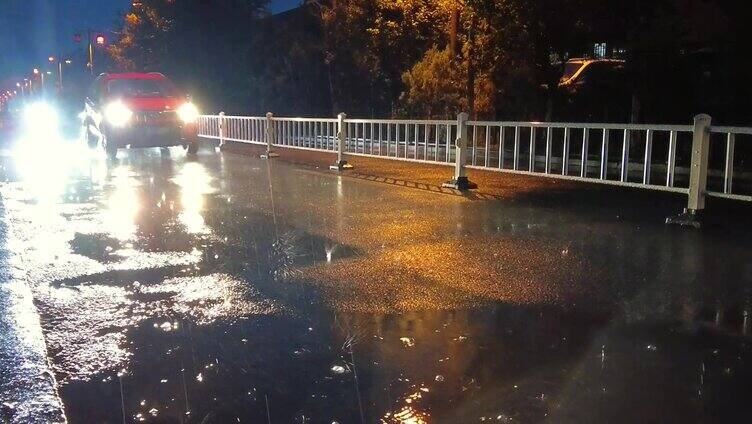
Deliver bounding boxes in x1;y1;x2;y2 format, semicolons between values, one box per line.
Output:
442;177;478;191
330;161;354;171
666;208;702;229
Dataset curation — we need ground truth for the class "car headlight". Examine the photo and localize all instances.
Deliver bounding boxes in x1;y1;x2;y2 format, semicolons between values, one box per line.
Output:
24;102;58;129
177;102;199;123
105;101;132;127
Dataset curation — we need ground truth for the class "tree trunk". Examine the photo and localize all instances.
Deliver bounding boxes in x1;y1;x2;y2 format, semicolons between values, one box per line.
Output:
630;93;641;124
449;5;459;60
466;15;476;118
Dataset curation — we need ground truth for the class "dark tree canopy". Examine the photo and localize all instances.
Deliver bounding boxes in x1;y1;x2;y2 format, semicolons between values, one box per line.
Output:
109;0;752;124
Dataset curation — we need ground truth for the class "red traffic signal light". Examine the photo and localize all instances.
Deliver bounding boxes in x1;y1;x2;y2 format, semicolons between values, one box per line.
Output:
74;33;82;43
95;34;106;45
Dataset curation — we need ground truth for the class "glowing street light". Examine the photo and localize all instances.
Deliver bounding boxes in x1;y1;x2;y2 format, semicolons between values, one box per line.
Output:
48;55;73;91
33;68;45;91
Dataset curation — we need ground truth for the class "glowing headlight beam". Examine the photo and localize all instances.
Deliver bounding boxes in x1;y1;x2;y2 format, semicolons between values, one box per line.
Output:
177;102;199;123
105;101;133;127
24;102;58;129
23;102;59;141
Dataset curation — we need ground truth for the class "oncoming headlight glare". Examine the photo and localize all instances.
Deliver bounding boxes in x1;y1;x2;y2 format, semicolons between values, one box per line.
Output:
24;102;58;129
105;101;132;127
177;102;199;123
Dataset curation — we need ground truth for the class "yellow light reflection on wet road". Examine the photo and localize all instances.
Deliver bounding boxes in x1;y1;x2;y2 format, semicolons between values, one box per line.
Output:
172;161;214;235
104;166;140;241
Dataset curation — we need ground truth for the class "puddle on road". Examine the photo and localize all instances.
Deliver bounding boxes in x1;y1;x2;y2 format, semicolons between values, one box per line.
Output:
2;150;752;423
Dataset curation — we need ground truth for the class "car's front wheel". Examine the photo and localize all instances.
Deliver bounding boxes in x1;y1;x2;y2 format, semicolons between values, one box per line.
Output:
185;141;199;156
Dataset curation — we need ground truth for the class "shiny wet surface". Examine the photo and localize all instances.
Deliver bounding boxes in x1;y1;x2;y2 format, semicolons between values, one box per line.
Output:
1;144;752;423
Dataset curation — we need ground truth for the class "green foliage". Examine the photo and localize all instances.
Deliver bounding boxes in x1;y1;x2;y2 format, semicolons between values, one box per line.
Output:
400;46;493;119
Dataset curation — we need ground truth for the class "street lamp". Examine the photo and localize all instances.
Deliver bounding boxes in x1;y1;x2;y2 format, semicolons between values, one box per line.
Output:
32;68;44;92
48;55;73;91
75;29;106;75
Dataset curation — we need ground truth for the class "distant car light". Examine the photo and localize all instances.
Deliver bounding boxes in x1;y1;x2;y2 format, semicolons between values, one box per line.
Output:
177;102;199;123
105;101;132;127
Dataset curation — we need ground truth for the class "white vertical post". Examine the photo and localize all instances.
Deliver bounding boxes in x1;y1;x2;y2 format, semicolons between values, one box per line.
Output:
261;112;278;158
580;129;589;177
442;112;477;190
620;129;630;182
666;130;677;187
600;129;609;180
513;126;520;170
687;114;711;211
666;114;711;228
218;111;225;147
643;129;653;184
544;127;552;174
330;112;353;171
529;127;536;172
562;127;570;176
724;133;735;194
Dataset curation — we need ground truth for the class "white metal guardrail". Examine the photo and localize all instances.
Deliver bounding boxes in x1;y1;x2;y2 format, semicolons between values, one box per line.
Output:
198;112;752;227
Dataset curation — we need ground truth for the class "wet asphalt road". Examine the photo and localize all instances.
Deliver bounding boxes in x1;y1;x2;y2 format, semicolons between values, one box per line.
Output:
2;141;752;423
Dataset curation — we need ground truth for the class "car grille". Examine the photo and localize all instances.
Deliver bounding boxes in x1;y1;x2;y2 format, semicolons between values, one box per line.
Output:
133;110;179;125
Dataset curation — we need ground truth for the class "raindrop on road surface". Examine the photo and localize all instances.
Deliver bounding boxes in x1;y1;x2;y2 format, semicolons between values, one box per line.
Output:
400;337;415;347
330;365;348;374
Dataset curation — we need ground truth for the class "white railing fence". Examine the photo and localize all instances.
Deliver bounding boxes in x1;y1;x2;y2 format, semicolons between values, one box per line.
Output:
198;112;752;227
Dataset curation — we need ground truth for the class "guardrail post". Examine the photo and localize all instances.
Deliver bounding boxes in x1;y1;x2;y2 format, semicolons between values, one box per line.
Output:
330;112;353;171
261;111;279;159
218;111;225;147
666;114;711;228
442;112;477;190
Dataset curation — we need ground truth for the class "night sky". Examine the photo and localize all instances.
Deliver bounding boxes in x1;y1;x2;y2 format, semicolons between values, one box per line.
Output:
0;0;300;82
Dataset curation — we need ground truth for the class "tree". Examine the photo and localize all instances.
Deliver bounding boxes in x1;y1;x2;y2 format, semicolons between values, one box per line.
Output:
109;0;269;112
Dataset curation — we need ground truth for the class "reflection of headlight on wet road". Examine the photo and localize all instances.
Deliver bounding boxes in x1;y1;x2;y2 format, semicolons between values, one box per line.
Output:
105;101;132;127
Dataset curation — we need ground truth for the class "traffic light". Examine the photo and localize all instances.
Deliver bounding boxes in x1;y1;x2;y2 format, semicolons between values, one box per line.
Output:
74;33;82;43
95;34;106;46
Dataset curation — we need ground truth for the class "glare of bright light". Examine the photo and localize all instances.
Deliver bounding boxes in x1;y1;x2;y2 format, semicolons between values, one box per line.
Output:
177;102;199;123
104;101;132;127
173;162;213;234
104;167;140;241
24;102;59;139
13;103;96;204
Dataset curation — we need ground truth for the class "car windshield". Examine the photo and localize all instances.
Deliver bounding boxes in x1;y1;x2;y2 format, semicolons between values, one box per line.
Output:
560;62;584;82
107;78;176;98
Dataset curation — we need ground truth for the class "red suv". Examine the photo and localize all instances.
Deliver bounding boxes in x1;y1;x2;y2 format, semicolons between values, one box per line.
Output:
83;73;199;158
